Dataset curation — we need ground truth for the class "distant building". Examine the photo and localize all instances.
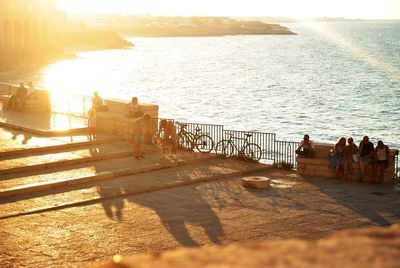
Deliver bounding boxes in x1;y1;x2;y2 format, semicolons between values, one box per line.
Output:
0;0;66;49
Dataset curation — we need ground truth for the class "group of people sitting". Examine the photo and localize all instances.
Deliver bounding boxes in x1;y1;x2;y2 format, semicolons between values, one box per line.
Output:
8;82;36;110
296;134;391;184
90;91;144;118
88;91;177;160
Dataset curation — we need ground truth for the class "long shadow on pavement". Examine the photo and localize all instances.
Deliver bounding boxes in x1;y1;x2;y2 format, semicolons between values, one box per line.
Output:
126;167;224;247
93;144;125;222
305;176;397;226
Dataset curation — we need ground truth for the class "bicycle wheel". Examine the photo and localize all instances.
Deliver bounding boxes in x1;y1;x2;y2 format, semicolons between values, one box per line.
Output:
195;134;214;153
178;133;194;150
215;140;234;158
243;143;262;161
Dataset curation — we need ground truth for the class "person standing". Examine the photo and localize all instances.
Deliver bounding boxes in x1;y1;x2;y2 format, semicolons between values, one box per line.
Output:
296;134;315;158
159;119;178;158
373;140;390;184
358;135;374;181
132;114;151;159
88;109;97;141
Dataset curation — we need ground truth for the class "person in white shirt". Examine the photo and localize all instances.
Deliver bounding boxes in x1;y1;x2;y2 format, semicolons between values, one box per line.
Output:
373;140;390;184
296;134;315;158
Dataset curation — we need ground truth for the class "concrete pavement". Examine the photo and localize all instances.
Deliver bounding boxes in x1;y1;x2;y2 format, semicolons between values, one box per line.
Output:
0;111;399;268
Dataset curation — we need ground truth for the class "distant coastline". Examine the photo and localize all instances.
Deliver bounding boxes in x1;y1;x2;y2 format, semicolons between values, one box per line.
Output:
0;16;295;71
73;16;296;37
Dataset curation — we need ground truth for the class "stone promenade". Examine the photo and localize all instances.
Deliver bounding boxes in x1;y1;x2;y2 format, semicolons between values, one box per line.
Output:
0;119;399;267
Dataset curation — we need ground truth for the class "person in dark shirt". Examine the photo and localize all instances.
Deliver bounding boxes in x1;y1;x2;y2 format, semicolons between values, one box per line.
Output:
295;134;315;158
358;135;374;180
91;91;108;112
8;82;27;110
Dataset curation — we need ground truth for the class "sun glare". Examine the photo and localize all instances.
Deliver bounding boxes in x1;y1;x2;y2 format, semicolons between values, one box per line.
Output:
57;0;400;19
302;22;400;80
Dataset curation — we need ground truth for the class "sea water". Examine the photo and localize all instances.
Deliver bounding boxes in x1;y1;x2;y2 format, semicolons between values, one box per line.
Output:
3;21;400;147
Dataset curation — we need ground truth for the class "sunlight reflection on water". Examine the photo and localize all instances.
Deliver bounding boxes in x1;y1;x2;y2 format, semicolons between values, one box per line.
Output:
32;22;400;147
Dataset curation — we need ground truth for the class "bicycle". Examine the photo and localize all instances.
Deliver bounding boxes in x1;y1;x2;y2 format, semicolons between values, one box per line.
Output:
215;133;262;161
176;122;214;153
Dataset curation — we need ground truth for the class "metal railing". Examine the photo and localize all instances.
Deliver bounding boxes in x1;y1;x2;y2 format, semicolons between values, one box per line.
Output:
44;94;400;181
395;151;400;183
50;94;92;118
169;119;297;167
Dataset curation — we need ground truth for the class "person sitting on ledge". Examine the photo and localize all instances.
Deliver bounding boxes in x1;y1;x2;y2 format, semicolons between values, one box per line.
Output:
8;82;28;110
26;81;37;100
329;137;346;178
296;134;315;158
373;140;390;184
358;135;374;181
91;91;108;112
343;137;358;180
125;97;144;118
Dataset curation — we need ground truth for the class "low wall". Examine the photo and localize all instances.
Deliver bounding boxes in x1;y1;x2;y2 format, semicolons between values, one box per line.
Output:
0;83;51;113
96;98;159;141
297;143;398;183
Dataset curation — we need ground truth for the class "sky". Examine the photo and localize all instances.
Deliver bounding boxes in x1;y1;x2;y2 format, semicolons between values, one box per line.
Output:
57;0;400;19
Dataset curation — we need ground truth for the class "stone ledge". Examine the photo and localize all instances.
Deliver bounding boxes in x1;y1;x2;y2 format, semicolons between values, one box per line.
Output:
96;98;159;141
95;224;400;268
297;143;398;183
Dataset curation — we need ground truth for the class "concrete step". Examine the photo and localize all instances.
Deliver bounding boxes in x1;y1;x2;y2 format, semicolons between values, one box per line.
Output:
0;141;136;176
0;148;209;192
0;158;269;219
0;137;115;158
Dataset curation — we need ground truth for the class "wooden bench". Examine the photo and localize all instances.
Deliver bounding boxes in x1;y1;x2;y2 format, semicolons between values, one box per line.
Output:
96;98;159;142
297;143;398;183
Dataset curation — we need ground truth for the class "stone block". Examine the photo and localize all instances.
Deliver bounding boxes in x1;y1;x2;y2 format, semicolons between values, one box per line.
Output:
241;176;271;189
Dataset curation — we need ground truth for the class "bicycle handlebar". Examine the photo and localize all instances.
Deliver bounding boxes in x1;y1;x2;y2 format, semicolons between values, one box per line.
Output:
226;133;253;139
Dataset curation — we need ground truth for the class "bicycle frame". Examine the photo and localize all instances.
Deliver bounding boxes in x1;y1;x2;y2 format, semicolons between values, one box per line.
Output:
226;133;252;155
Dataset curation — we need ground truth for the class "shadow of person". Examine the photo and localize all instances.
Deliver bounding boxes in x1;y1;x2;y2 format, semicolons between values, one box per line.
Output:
127;186;224;247
97;185;124;222
22;134;32;144
91;144;125;221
